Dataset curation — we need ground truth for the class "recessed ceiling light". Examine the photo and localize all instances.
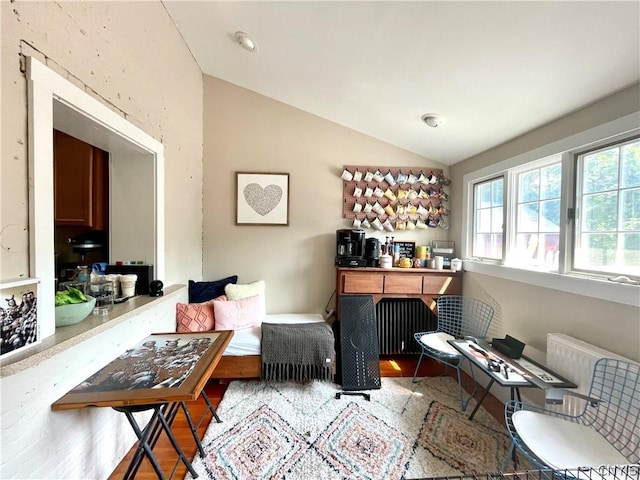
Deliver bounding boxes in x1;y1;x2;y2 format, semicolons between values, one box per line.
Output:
421;113;444;128
234;31;256;52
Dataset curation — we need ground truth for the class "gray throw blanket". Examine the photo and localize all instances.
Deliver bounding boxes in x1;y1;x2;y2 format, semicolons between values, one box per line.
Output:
261;322;335;382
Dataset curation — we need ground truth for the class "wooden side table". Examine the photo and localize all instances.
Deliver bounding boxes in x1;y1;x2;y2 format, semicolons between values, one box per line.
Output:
52;330;233;479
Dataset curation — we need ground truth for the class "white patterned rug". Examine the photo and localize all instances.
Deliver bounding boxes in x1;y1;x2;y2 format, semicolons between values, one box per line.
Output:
187;377;511;480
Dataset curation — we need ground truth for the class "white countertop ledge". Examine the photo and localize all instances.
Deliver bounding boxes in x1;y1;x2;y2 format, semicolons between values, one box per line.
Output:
0;284;185;377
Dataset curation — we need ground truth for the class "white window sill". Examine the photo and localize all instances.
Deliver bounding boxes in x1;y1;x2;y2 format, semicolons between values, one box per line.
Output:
463;261;640;308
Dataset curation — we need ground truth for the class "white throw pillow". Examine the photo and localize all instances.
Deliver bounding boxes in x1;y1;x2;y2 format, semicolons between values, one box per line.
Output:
225;280;266;317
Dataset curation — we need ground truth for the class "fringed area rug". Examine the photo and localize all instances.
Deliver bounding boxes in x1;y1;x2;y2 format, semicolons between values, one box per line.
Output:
187;377;511;480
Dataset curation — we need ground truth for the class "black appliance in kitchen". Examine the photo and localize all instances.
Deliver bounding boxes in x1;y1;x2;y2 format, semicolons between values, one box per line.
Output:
335;229;367;267
68;230;108;263
58;230;109;284
364;238;379;267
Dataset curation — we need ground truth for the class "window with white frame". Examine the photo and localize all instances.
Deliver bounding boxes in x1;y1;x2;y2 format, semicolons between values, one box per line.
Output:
472;177;504;260
574;138;640;277
469;134;639;280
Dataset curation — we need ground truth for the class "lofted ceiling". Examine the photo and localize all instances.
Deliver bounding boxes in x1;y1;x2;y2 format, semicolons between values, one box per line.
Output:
163;1;640;166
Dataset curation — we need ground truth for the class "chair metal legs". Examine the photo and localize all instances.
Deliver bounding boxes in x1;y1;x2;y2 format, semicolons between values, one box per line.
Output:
502;441;516;471
455;357;476;412
412;351;476;412
412;351;426;383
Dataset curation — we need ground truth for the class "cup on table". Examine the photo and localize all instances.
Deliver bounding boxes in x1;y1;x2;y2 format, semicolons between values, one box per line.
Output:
120;274;138;298
89;280;114;315
434;256;444;270
104;274;121;298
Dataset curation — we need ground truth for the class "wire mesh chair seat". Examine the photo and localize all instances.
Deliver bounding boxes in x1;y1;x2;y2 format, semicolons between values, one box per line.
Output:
503;358;640;471
412;295;495;411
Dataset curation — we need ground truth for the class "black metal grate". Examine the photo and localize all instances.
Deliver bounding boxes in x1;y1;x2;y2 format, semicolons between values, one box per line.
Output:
413;466;639;480
338;295;381;391
376;298;436;354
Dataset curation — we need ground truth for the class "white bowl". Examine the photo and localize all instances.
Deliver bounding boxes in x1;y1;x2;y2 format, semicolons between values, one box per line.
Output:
55;295;96;327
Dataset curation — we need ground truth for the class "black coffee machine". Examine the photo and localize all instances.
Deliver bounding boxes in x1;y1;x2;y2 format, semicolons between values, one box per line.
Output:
335;229;367;267
364;238;379;267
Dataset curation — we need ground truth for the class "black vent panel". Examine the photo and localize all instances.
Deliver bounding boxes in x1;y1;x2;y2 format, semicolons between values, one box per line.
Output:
376;298;436;354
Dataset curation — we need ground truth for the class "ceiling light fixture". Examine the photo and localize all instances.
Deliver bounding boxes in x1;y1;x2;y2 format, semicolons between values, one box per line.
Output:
234;31;256;52
421;113;444;128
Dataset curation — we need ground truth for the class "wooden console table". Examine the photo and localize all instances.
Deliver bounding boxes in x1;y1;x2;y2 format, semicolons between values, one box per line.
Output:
335;266;462;318
335;267;462;354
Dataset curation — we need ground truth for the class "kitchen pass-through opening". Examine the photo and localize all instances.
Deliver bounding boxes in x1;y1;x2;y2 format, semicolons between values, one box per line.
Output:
27;56;165;339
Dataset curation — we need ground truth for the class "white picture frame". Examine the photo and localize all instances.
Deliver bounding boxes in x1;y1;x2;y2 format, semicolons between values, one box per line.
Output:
1;278;40;359
236;172;290;226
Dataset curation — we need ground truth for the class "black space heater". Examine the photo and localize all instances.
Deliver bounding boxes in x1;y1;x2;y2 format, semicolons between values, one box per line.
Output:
335;295;381;400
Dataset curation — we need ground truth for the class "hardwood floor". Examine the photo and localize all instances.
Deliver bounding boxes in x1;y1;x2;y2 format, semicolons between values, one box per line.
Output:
108;355;505;480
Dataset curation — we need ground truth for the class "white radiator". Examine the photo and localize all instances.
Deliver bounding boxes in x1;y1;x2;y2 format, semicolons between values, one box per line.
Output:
546;333;631;416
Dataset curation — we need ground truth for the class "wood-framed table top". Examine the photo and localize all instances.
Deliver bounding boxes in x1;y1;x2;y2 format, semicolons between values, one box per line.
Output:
52;330;233;411
448;338;576;390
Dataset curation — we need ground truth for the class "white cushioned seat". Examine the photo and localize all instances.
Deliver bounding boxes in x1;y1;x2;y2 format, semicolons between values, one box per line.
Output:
419;332;458;356
512;410;629;469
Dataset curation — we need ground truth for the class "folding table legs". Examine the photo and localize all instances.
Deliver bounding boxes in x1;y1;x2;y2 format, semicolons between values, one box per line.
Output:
114;403;198;480
114;392;222;480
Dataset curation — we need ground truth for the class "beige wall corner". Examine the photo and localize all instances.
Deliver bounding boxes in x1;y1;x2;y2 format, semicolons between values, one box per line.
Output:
202;75;448;314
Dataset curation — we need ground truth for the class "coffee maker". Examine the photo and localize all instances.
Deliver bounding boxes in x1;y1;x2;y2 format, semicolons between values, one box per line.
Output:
335;229;366;267
364;238;379;267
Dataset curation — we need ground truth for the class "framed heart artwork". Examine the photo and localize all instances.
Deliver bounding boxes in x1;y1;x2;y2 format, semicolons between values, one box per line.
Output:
236;172;290;226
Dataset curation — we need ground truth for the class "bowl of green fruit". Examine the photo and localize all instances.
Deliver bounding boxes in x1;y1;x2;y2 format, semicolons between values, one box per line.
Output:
55;285;96;327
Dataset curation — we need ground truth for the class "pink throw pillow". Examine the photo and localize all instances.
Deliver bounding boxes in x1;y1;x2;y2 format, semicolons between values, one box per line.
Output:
213;294;263;331
175;295;226;332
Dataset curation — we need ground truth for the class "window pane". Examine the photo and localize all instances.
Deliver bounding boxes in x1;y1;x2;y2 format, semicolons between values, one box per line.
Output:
621;233;640;276
621;141;640;188
577;233;617;266
541;163;561;199
517;203;538;233
540;199;560;233
473;234;488;257
473;177;503;260
583;192;617;231
491;206;503;232
492;179;503;206
476;208;491;233
475;233;503;259
519;171;539;203
583;148;619;194
478;183;492;209
620;187;640;231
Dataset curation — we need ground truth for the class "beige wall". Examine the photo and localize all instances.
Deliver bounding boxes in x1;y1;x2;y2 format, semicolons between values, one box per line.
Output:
1;2;202;477
203;75;449;314
1;1;203;286
449;84;640;362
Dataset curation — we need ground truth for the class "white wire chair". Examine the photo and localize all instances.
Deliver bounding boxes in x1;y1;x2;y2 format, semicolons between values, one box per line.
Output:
503;357;640;471
412;295;495;411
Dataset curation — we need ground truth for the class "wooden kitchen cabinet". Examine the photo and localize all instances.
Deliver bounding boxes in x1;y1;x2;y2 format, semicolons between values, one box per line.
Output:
54;130;108;229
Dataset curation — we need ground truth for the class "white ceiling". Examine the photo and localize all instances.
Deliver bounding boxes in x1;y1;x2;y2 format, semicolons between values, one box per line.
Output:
163;1;640;166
